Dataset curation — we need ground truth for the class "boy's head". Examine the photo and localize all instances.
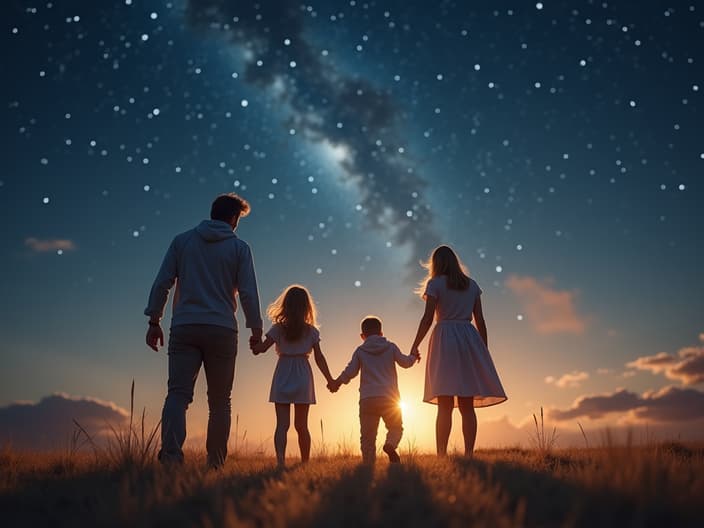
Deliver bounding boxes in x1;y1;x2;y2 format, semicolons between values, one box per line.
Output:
360;316;383;339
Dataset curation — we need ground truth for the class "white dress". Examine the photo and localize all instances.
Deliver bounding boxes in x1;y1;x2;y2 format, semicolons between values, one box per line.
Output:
423;276;507;408
267;323;319;404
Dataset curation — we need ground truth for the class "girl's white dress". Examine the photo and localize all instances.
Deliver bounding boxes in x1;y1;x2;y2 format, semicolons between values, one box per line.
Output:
267;323;319;404
423;276;507;408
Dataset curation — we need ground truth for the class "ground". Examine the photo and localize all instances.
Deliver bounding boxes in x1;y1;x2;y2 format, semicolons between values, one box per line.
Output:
1;444;702;527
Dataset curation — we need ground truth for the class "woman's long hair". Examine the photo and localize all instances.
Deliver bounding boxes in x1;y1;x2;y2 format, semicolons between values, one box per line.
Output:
266;284;317;341
417;245;470;296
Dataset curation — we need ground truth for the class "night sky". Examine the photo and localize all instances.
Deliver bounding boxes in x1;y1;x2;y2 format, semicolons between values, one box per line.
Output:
1;1;703;451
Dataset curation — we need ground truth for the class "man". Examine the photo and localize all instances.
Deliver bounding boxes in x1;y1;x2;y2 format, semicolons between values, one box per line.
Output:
145;193;262;467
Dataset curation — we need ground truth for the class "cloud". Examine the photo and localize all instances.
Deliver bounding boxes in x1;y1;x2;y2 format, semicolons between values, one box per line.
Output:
549;386;704;423
627;352;675;373
185;0;439;265
626;337;704;385
25;237;76;253
545;370;589;388
667;349;704;385
632;386;704;422
476;413;704;447
0;394;128;451
550;389;641;421
505;275;587;334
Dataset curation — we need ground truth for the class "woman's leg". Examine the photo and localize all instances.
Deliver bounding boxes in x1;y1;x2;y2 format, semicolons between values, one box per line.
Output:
458;397;477;456
293;404;311;463
274;403;290;467
436;396;454;456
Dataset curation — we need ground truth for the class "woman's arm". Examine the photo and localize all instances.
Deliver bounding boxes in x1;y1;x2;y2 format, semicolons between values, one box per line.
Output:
410;296;437;356
472;296;488;348
313;342;334;383
252;336;275;355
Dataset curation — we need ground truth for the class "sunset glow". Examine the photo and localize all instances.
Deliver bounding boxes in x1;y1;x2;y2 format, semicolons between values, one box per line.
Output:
1;1;703;455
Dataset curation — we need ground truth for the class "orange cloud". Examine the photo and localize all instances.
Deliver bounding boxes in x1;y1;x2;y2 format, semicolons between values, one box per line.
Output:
549;386;704;423
626;336;704;386
545;370;589;388
505;275;586;334
25;237;76;253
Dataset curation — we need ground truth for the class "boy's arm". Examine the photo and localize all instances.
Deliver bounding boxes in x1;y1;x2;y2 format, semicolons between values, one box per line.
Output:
394;344;418;368
337;350;361;385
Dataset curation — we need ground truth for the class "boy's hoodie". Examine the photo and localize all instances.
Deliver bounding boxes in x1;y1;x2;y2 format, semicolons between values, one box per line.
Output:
338;335;416;400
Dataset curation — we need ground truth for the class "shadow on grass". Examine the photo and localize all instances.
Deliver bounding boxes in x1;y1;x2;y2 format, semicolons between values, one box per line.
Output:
309;462;443;527
142;463;287;527
1;465;125;528
452;456;688;528
0;461;286;528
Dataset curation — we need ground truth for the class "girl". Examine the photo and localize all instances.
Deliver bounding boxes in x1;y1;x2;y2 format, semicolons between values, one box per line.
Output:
252;284;334;467
410;245;507;456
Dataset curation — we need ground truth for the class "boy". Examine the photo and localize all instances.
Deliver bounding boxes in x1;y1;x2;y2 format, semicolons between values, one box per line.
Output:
329;316;419;464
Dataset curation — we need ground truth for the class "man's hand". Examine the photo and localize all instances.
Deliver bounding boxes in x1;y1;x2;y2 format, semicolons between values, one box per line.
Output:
146;323;164;352
249;328;263;349
327;379;340;393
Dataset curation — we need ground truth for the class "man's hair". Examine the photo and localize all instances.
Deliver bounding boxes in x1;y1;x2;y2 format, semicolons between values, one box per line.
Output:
210;193;251;222
361;316;382;336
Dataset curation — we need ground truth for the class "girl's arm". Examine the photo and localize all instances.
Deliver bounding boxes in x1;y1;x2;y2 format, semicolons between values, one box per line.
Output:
472;296;488;348
312;342;334;383
252;336;275;355
410;295;437;356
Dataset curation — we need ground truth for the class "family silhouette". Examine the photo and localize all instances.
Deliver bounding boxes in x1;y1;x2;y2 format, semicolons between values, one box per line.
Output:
145;193;507;468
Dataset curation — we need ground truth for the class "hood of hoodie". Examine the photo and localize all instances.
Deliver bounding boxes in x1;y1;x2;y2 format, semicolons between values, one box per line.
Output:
195;220;238;243
358;335;392;356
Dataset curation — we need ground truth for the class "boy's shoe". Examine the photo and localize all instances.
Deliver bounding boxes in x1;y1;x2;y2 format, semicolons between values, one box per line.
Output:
383;444;401;463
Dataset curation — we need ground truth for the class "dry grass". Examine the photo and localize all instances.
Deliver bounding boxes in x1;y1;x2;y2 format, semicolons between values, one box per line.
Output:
73;380;160;470
1;443;702;527
529;406;558;453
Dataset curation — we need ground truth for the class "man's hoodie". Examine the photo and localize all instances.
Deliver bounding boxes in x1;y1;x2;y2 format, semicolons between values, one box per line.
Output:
144;220;263;331
338;335;416;400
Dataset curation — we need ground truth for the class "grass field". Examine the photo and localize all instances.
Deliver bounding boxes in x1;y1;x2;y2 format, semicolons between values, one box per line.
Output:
1;442;703;527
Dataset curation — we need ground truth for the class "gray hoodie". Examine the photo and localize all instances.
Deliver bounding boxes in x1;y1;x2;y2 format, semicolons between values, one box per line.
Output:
144;220;262;331
338;335;416;400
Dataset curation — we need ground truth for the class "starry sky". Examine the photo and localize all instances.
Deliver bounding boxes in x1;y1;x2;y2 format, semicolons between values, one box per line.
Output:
1;0;703;451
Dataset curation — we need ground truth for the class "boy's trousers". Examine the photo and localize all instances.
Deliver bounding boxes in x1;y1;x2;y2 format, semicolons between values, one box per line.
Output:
359;396;403;463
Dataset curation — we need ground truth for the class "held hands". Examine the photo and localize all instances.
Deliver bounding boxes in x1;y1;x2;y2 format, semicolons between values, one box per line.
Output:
249;329;263;355
146;323;164;352
410;346;422;363
327;378;341;393
251;342;266;355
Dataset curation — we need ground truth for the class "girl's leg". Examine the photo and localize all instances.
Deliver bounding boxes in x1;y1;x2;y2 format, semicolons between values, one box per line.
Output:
274;403;290;467
293;404;311;463
436;396;454;456
458;397;477;456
